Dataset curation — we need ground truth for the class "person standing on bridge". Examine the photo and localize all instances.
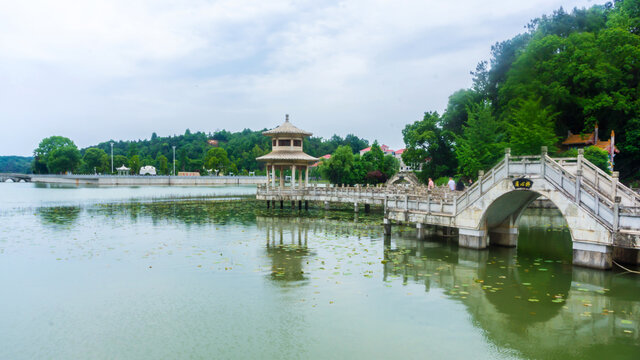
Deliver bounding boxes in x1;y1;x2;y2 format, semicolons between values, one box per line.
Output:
456;178;465;191
448;177;455;191
428;178;435;190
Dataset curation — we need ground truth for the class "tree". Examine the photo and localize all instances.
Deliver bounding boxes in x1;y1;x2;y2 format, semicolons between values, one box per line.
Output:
506;98;559;155
47;145;81;174
155;154;168;175
455;103;506;178
32;136;76;174
82;148;109;174
402;111;456;182
129;155;141;175
585;146;611;174
320;145;354;184
204;147;231;174
442;89;484;135
113;155;128;169
559;146;611;174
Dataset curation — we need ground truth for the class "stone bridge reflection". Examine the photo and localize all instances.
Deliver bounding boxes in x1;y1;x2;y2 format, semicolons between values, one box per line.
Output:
257;215;639;358
384;236;640;358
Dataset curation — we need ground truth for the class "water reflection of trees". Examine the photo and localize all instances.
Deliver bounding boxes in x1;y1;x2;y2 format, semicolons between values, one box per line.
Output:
37;206;81;226
85;199;385;229
88;199;260;226
383;234;640;359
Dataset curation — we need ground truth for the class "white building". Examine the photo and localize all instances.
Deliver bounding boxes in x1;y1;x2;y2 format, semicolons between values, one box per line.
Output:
139;166;157;176
360;146;417;172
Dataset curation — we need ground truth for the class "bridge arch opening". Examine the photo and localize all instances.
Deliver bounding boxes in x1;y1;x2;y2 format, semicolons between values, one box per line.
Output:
385;172;420;187
480;190;574;262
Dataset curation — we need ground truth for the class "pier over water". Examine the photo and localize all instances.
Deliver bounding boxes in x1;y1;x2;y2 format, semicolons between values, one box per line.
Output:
258;147;640;270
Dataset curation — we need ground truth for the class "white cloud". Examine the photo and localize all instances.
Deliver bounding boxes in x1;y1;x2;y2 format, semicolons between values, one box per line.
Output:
0;0;601;155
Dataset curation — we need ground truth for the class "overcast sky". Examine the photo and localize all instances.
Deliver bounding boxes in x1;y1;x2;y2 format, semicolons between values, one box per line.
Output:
0;0;601;156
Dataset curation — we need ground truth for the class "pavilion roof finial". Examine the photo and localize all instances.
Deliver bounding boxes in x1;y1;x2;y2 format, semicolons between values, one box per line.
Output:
285;114;289;122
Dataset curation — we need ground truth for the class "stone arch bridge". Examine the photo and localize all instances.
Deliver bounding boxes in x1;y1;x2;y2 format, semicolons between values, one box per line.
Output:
257;148;640;269
0;173;31;182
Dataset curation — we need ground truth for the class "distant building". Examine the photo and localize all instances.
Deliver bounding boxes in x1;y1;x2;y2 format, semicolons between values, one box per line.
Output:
207;140;219;147
359;144;394;156
360;146;418;172
310;154;331;168
562;124;619;154
394;149;413;172
116;165;130;176
178;172;200;176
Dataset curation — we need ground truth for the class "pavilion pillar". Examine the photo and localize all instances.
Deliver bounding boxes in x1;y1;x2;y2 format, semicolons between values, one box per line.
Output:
292;165;296;189
266;164;270;187
305;166;309;187
271;164;276;188
270;165;274;187
298;168;303;188
279;166;284;188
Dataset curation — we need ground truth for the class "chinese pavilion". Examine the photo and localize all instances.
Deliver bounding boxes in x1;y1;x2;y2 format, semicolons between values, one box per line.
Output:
257;115;318;188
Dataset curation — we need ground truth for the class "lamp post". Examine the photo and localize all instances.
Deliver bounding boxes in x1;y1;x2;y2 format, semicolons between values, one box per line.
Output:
110;142;114;174
172;146;176;176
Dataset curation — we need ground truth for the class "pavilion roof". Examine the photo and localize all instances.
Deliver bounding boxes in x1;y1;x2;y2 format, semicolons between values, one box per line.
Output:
562;132;594;145
262;115;312;137
257;150;318;163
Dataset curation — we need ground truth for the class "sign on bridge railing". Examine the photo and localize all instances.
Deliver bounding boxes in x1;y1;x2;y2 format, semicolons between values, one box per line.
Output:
512;178;533;190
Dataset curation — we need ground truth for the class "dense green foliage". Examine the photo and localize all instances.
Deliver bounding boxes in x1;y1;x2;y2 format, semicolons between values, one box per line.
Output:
30;129;369;175
320;142;399;185
81;148;109;174
559;146;612;174
455;103;506;178
32;136;81;174
401;112;456;182
506;98;559;155
0;156;32;173
403;1;640;182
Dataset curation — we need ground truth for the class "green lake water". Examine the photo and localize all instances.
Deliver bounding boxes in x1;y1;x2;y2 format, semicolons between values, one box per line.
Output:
0;183;639;359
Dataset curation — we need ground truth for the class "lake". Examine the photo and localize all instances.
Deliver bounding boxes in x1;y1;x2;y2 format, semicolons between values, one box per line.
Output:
0;183;639;359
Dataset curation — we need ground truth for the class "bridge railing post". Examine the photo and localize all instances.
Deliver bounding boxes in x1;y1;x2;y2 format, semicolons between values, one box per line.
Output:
453;195;457;215
504;148;511;176
613;196;621;232
611;171;619;202
575;169;582;203
577;148;584;169
541;146;547;178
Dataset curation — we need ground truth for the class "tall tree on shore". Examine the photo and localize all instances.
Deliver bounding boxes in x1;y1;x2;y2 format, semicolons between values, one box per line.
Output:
402;111;456;182
32;136;76;174
506;98;559;155
320;145;354;184
82;148;109;174
455;103;506;179
47;145;81;174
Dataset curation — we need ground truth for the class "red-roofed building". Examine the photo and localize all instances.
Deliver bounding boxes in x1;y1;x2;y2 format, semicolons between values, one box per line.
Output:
359;146;418;172
359;145;394;156
562;124;619;154
310;154;331;168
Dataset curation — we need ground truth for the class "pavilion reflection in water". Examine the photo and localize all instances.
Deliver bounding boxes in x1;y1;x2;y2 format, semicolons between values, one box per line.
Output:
259;217;311;283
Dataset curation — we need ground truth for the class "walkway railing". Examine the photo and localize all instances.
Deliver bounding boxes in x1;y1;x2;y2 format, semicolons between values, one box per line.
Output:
257;147;640;234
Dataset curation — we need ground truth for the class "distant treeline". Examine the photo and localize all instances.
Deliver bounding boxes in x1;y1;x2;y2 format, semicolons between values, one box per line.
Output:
0;156;32;173
30;129;370;175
